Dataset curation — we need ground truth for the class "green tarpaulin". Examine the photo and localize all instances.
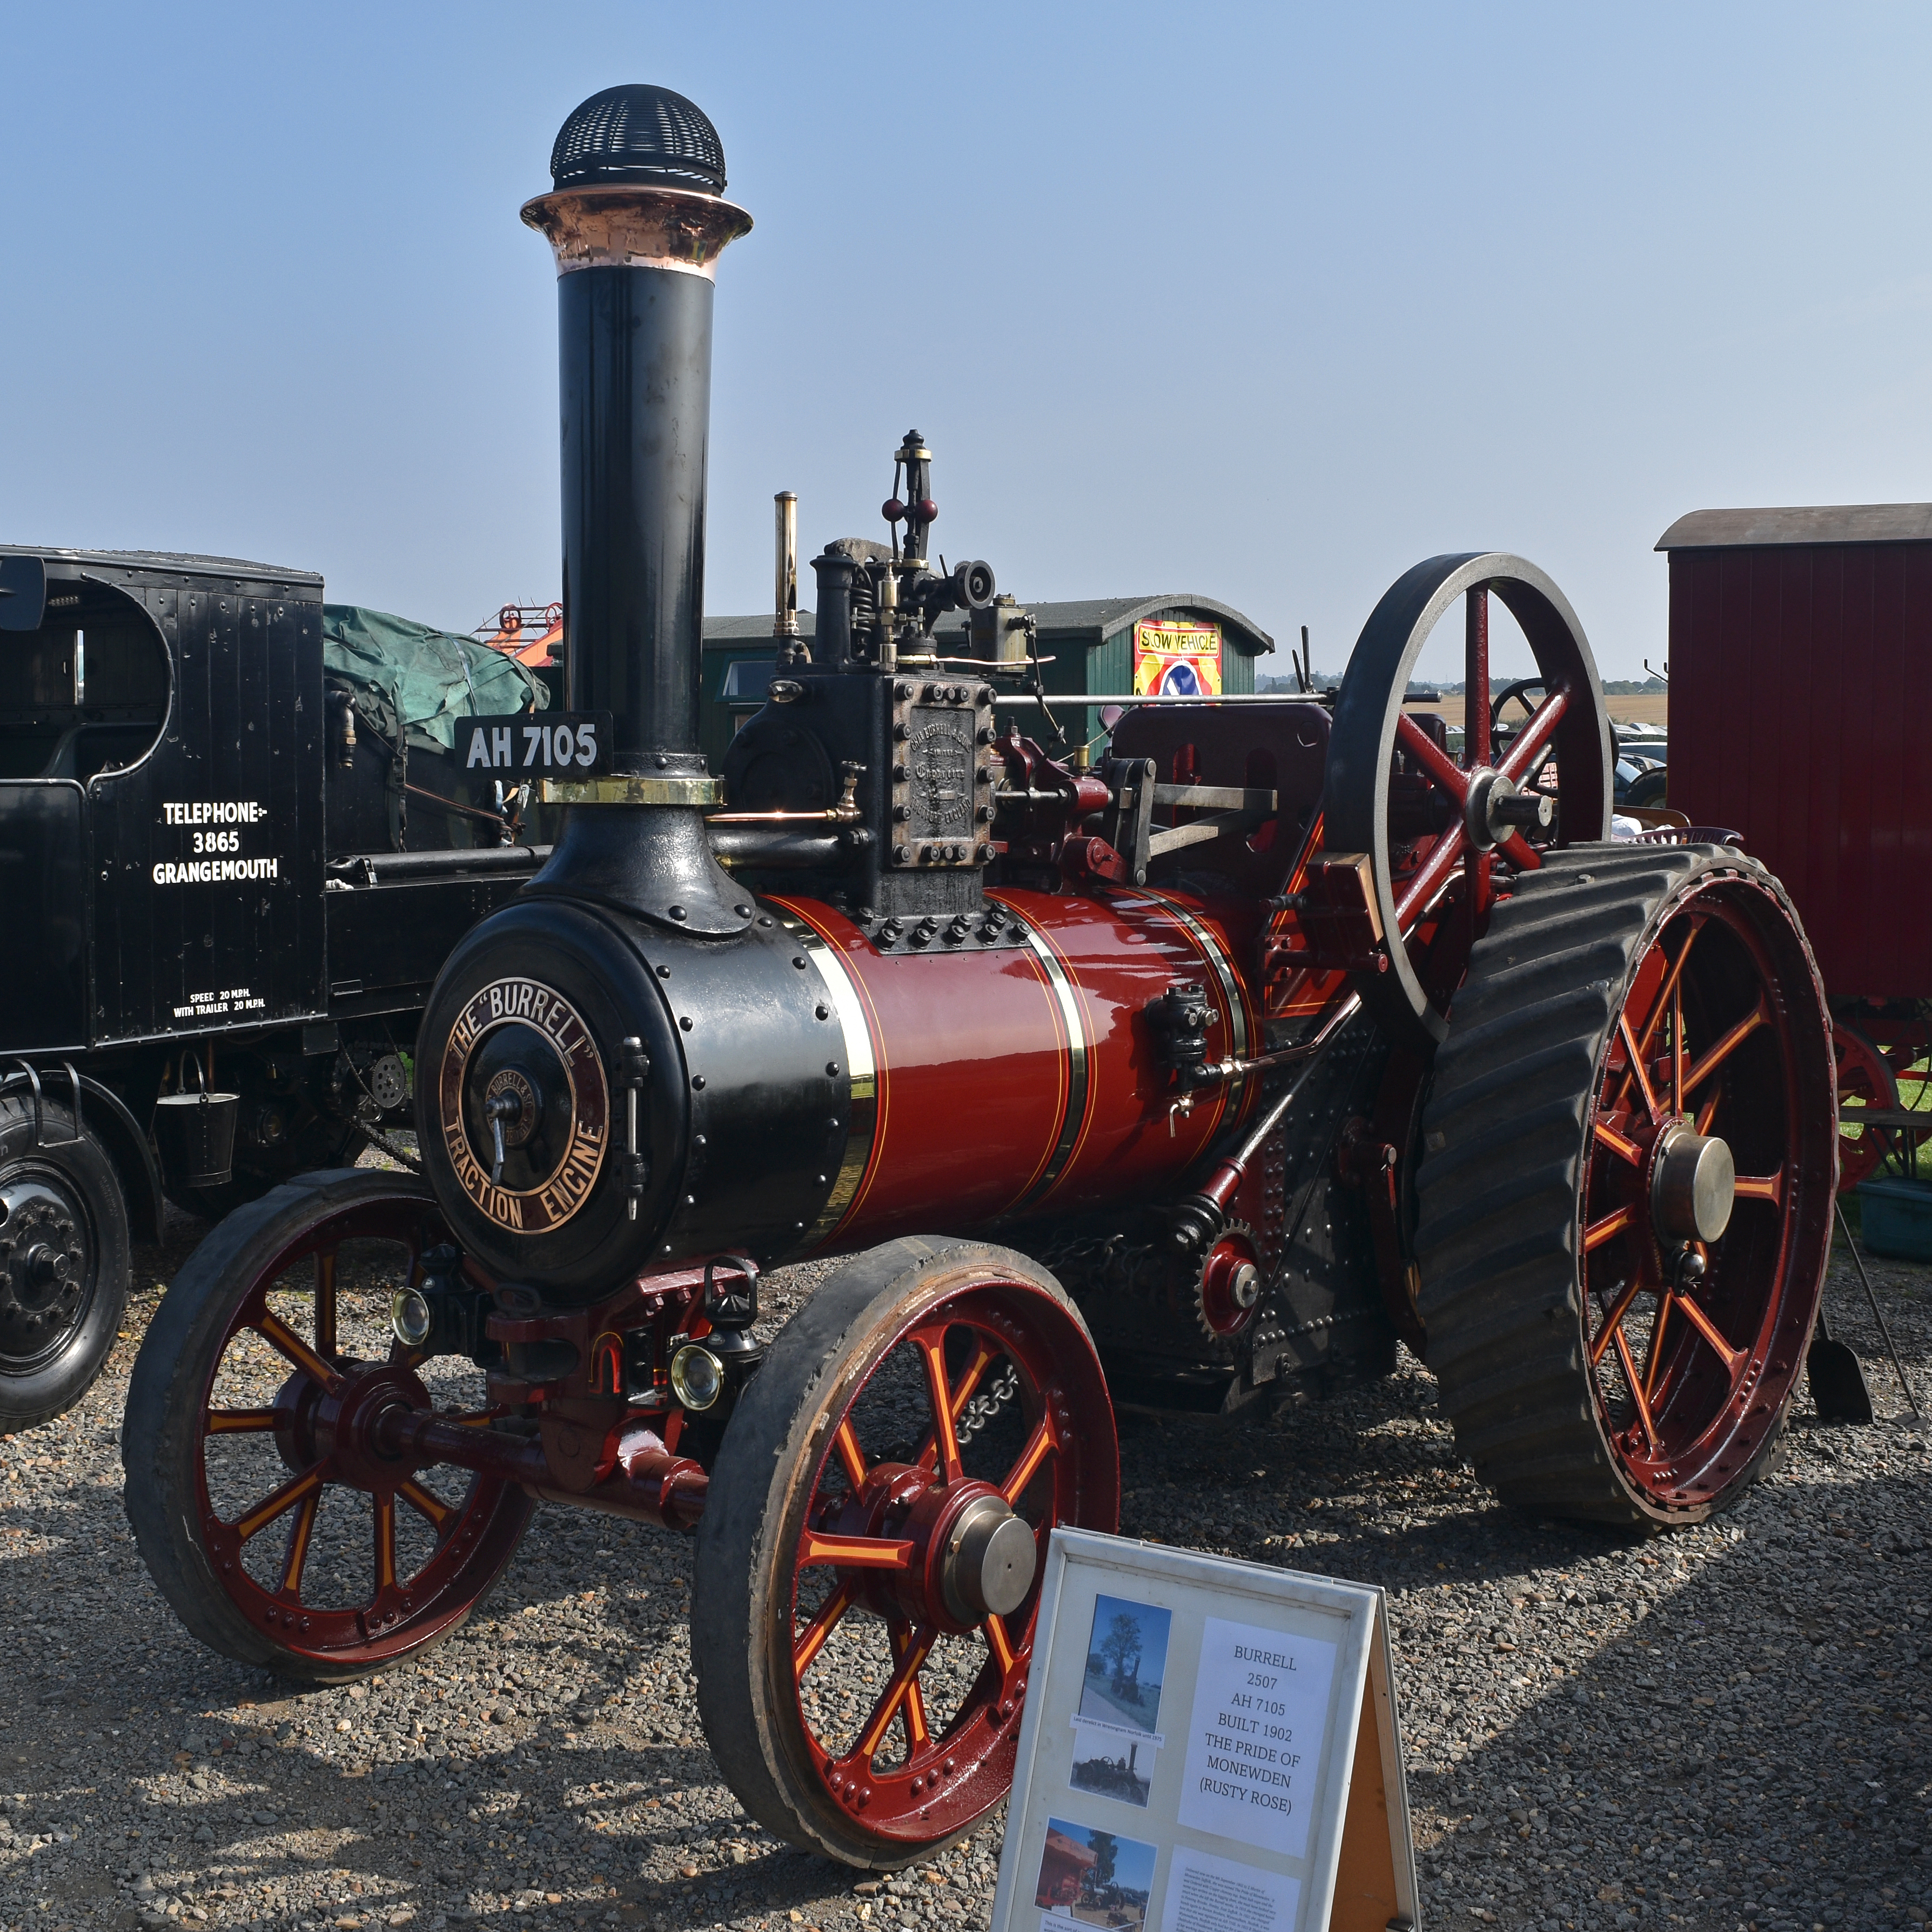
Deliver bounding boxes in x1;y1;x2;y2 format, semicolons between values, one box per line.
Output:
322;605;548;753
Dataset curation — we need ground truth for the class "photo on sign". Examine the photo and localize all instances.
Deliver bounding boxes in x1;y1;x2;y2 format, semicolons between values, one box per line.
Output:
1069;1718;1159;1808
1079;1595;1171;1736
1034;1817;1158;1932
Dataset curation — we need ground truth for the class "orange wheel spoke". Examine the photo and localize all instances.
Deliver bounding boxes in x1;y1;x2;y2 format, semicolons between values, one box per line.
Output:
313;1251;338;1359
1673;1293;1746;1377
374;1491;398;1593
913;1329;966;1486
1683;999;1770;1098
1587;1276;1646;1366
794;1580;856;1679
1000;1419;1056;1505
914;1341;999;1475
1618;1014;1661;1122
1733;1172;1783;1203
1612;1327;1661;1455
1593;1122;1645;1166
1642;1293;1675;1403
234;1464;326;1544
1695;1087;1721;1134
256;1311;342;1393
984;1612;1017;1674
206;1407;278;1434
833;1419;868;1492
855;1625;936;1761
1584;1203;1636;1255
798;1531;914;1571
398;1478;456;1533
890;1621;933;1750
1632;921;1703;1064
277;1490;320;1599
1672;978;1685;1115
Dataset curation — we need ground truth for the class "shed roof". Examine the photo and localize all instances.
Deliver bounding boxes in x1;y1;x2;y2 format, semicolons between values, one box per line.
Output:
704;594;1272;655
1655;504;1932;551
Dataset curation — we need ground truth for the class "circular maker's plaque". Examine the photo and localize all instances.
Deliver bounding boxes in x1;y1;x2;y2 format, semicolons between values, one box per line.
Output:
437;977;609;1233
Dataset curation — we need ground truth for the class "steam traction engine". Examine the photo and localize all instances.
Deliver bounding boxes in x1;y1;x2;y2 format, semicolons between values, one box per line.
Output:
126;86;1839;1867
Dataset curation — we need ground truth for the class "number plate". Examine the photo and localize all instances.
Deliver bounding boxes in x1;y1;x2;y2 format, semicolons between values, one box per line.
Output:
460;713;613;778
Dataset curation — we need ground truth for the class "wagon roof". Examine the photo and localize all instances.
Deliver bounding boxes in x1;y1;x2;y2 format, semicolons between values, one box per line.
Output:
0;542;323;587
1656;504;1932;550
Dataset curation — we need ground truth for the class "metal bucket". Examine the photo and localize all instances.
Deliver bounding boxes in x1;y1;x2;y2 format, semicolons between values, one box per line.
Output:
152;1055;240;1190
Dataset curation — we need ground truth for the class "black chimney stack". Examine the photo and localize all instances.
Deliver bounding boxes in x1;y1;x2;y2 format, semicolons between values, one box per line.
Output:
520;85;754;934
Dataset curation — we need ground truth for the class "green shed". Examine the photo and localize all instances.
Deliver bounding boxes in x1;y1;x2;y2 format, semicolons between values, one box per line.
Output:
699;593;1272;770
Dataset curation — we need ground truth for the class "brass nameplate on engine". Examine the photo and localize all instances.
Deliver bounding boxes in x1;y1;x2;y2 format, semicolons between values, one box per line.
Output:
438;977;610;1232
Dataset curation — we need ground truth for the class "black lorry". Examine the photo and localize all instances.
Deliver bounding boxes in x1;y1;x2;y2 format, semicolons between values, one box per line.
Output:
0;545;549;1429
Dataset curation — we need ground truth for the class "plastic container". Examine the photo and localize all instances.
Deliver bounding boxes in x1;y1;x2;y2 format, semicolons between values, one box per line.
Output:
1855;1175;1932;1263
151;1054;240;1190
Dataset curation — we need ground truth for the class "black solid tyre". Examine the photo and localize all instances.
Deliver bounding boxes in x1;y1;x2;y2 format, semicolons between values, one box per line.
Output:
0;1098;131;1433
1413;843;1834;1528
693;1236;1117;1868
124;1166;532;1682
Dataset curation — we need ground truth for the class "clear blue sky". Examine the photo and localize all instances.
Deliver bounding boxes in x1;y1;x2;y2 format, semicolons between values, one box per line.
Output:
5;2;1928;683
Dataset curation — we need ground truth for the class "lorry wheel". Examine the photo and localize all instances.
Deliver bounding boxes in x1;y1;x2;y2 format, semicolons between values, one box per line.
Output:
123;1168;532;1681
1414;843;1836;1527
694;1238;1119;1868
0;1096;131;1433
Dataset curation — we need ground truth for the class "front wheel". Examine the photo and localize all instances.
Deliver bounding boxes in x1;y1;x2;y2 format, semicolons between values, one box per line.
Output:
0;1096;131;1432
123;1168;533;1681
1414;843;1835;1527
694;1238;1119;1867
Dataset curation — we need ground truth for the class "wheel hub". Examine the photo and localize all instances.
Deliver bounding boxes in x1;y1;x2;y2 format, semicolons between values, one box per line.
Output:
279;1357;436;1492
937;1492;1037;1622
0;1184;86;1350
1651;1122;1736;1244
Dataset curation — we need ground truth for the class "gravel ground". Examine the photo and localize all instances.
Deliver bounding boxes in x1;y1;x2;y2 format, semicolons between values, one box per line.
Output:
1;1202;1928;1932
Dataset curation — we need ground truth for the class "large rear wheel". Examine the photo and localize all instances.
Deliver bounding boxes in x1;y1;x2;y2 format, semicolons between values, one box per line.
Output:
694;1238;1118;1867
1414;843;1835;1527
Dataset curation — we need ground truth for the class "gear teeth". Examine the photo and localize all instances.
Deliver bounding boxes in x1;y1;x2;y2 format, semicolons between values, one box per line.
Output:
1192;1218;1263;1341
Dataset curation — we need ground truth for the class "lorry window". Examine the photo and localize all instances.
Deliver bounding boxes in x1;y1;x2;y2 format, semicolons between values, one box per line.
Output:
0;585;167;782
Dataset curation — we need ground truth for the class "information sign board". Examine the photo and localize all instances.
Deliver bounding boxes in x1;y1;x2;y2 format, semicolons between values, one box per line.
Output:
990;1528;1417;1932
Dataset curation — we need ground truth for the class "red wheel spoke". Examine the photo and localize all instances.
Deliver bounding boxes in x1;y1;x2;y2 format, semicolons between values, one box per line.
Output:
913;1336;999;1478
1695;1087;1721;1135
313;1252;338;1359
1593;1122;1645;1166
1671;1293;1746;1377
1683;998;1771;1098
984;1613;1017;1674
1496;687;1569;786
889;1621;933;1752
256;1311;343;1393
798;1531;915;1571
913;1327;967;1486
234;1464;327;1544
1000;1418;1057;1505
374;1490;398;1593
1394;824;1468;931
206;1407;278;1434
1588;1276;1646;1365
1629;922;1703;1064
1584;1204;1637;1256
399;1478;457;1534
793;1580;857;1679
1618;1015;1662;1122
277;1490;320;1599
1612;1326;1662;1455
853;1625;936;1761
1733;1172;1783;1203
833;1419;869;1491
1465;586;1492;768
1498;828;1544;871
1396;714;1472;801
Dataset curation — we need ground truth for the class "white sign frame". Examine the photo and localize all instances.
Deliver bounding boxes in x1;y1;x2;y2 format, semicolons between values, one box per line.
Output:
989;1527;1418;1932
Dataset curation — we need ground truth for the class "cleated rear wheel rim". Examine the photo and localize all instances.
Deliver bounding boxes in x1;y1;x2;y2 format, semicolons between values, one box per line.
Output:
1580;875;1830;1508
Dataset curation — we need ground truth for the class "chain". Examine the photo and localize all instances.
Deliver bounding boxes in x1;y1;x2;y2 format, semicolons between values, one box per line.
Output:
955;1364;1021;1446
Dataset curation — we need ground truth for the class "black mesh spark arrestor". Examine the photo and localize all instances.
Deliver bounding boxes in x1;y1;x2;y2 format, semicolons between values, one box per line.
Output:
549;84;726;194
